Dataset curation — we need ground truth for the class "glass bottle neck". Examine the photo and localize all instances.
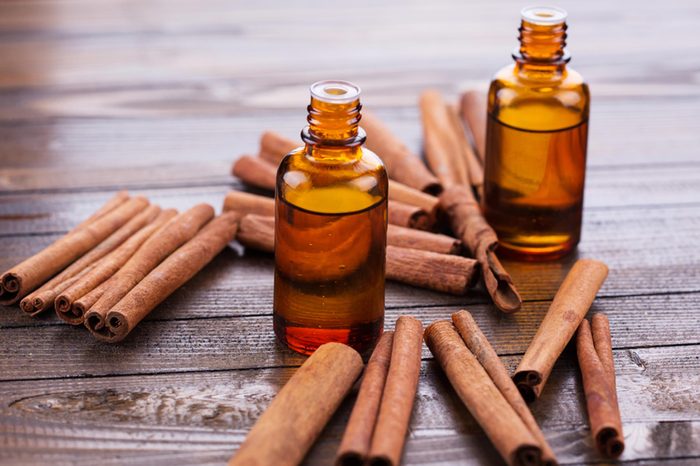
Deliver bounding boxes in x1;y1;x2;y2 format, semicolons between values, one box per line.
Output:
513;18;569;76
302;96;366;162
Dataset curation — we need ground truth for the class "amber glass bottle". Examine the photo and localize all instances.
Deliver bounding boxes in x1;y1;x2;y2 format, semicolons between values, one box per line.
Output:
484;6;589;260
274;80;388;356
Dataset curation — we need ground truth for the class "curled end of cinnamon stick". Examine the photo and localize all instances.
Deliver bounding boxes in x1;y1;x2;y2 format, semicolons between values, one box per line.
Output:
19;296;35;314
408;210;433;231
368;457;392;466
336;452;365;466
55;296;85;325
597;427;625;459
86;311;129;343
515;445;542;466
0;273;21;305
484;250;522;313
512;370;541;404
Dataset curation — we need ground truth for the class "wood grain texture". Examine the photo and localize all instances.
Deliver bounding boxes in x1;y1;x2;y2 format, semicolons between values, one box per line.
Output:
0;346;697;465
1;293;699;381
1;0;699;464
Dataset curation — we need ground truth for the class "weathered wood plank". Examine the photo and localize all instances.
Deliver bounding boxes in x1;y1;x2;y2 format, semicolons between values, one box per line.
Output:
1;345;698;464
0;0;698;91
1;293;699;380
3;135;700;196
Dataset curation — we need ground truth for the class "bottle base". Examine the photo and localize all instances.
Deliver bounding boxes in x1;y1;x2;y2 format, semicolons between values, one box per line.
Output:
497;239;577;262
273;314;383;356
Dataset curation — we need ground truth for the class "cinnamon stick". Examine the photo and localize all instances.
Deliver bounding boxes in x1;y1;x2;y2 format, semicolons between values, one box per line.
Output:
388;180;440;220
425;320;542;466
231;154;278;191
368;316;423;466
386;245;478;295
229;342;363;466
237;214;275;253
223;190;275;217
460;90;488;163
258;130;441;217
577;315;624;458
387;199;433;231
0;196;149;305
440;185;521;312
361;111;442;194
20;204;162;316
89;212;239;342
452;310;558;466
336;331;394;466
387;224;461;255
513;259;609;403
420;90;470;188
447;103;484;199
259;130;300;164
55;208;178;325
84;203;215;335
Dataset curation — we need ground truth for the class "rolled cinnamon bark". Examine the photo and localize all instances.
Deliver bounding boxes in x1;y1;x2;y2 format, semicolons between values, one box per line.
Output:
90;212;239;342
84;203;215;335
20;204;162;316
386;246;478;295
513;259;609;403
223;190;275;217
388;200;433;231
361;111;442;194
387;224;460;255
232;154;278;191
70;191;130;233
439;185;521;313
237;214;275;253
459;90;488;163
259;130;300;164
229;342;363;466
577;316;624;458
591;314;617;399
56;209;178;325
452;310;558;466
336;331;394;466
388;180;440;220
419;90;470;188
368;316;423;466
447;103;484;199
425;320;542;466
0;196;149;305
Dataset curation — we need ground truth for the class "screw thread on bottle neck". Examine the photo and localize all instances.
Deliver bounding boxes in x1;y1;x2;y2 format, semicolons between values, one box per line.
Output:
515;6;569;65
302;80;365;149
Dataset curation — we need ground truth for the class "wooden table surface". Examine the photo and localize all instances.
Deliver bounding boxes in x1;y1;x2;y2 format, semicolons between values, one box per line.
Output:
1;0;699;465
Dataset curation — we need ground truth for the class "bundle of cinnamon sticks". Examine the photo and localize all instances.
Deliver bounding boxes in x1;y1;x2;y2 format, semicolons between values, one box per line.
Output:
230;94;521;312
0;192;238;342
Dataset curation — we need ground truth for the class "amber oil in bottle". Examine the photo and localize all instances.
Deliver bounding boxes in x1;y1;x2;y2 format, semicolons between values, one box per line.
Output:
274;80;388;356
484;6;590;260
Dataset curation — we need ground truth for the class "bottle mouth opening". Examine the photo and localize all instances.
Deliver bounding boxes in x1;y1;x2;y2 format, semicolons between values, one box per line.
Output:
521;6;567;25
310;80;361;103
